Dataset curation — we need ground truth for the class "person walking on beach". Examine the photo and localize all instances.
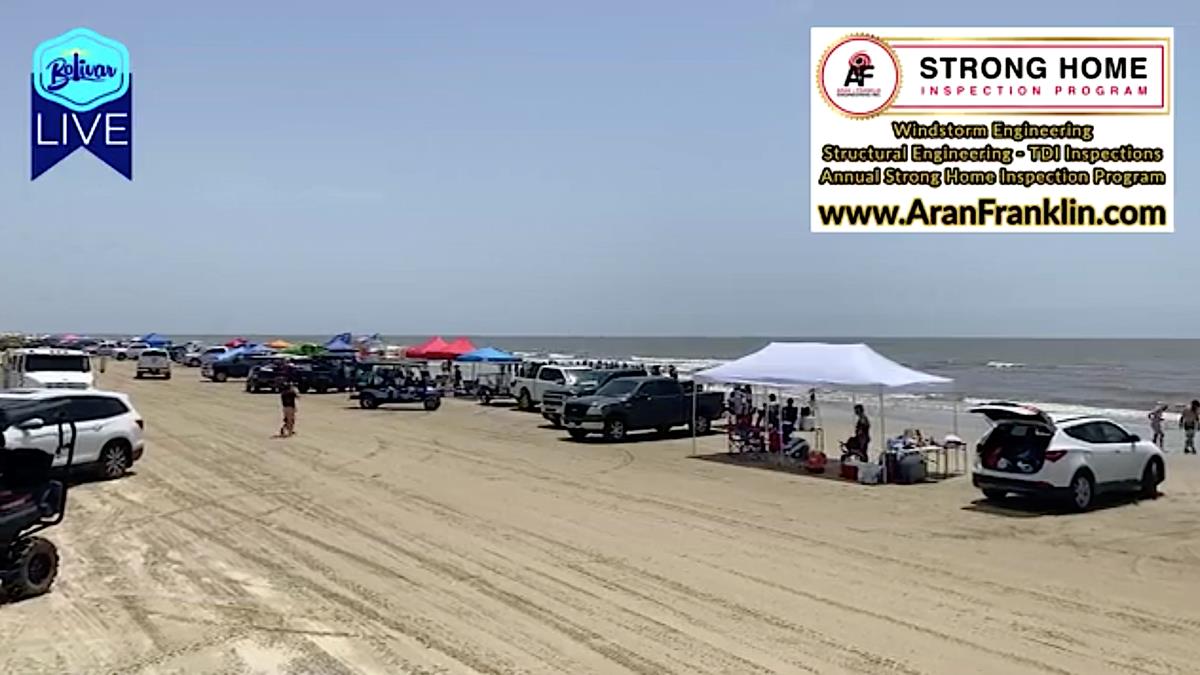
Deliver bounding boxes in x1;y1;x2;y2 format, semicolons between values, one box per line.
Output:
1180;400;1199;454
280;381;298;437
1148;403;1168;449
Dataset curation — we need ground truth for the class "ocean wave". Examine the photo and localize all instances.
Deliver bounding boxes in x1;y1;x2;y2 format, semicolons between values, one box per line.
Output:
985;361;1024;369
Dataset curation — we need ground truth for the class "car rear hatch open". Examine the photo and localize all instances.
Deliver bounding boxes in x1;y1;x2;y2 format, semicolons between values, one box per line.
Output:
969;403;1055;475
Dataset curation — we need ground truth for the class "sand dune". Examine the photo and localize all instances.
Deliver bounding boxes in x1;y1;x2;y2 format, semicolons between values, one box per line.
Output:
1;363;1197;674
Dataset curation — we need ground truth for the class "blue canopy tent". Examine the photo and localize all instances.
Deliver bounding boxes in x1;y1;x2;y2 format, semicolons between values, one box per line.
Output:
458;347;520;363
325;333;356;353
139;333;171;347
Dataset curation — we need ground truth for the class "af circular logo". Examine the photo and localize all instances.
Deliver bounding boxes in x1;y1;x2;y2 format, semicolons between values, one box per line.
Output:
817;34;901;119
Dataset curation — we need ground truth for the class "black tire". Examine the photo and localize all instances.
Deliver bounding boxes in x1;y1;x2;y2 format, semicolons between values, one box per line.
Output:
423;397;441;411
116;353;127;361
163;373;171;380
517;389;532;411
298;383;310;394
547;414;562;428
98;440;131;479
360;393;379;409
603;418;627;442
315;385;328;394
1140;458;1164;499
212;371;228;383
691;416;712;435
1068;471;1095;512
245;380;253;392
2;537;58;600
135;372;143;379
568;429;589;440
655;425;672;436
981;488;1008;501
479;389;492;406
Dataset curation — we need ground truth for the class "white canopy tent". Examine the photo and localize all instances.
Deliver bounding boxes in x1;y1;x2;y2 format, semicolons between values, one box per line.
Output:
691;342;953;464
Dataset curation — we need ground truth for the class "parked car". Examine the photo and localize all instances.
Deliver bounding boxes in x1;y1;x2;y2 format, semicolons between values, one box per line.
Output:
562;376;724;441
970;403;1165;511
1;348;94;390
182;346;205;367
510;363;594;412
135;349;172;379
203;353;271;382
198;345;228;367
541;367;647;427
0;389;144;479
246;357;350;394
94;341;118;357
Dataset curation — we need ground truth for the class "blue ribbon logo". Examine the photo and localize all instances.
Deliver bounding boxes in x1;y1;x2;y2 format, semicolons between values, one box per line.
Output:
31;28;132;180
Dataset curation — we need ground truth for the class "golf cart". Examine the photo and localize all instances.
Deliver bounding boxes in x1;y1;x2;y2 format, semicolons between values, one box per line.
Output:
475;370;517;406
0;398;75;601
353;362;441;411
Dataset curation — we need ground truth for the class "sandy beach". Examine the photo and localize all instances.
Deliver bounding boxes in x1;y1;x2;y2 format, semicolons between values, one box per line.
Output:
1;362;1197;675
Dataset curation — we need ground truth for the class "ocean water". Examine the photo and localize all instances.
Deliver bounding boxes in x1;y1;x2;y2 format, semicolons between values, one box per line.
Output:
163;336;1200;419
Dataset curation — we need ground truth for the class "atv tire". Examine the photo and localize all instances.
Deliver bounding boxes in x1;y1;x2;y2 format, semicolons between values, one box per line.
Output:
2;537;58;601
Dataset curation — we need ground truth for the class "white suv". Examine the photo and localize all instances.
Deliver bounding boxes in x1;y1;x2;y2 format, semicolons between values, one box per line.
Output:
971;403;1165;511
0;389;144;479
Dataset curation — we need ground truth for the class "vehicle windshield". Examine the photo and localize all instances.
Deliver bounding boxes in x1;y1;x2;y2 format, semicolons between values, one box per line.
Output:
571;371;603;386
596;379;639;397
24;354;91;373
203;347;226;354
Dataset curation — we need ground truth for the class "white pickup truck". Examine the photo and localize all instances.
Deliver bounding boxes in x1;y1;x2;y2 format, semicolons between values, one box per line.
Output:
510;364;594;414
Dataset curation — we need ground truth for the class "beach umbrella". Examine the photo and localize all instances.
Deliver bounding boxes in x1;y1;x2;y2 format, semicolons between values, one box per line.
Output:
225;337;247;348
266;339;292;349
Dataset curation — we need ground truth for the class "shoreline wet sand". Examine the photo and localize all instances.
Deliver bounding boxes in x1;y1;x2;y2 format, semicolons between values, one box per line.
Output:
2;362;1197;674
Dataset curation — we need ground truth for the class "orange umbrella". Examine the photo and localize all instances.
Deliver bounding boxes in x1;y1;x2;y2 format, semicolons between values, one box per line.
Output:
266;339;292;349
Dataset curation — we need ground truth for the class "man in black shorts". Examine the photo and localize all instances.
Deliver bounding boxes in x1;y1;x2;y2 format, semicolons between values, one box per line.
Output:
280;381;298;437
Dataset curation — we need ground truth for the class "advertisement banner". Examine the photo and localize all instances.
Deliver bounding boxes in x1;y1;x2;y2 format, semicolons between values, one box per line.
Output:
810;27;1173;232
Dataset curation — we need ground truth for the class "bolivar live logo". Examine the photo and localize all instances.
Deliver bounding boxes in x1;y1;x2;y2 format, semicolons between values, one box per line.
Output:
31;28;132;180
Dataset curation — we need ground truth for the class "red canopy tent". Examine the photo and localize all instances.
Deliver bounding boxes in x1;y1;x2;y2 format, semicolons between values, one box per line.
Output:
405;336;450;359
405;336;476;360
442;337;476;358
225;337;248;348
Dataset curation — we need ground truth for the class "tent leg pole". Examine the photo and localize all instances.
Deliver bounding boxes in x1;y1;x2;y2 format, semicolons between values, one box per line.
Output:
690;383;697;457
879;385;886;481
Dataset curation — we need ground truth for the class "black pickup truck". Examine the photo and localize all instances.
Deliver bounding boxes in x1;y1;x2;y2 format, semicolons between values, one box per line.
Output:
540;367;646;427
561;376;724;441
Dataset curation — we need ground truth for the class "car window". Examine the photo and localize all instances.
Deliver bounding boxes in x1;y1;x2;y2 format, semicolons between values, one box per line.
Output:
1064;422;1104;444
642;380;673;396
68;396;128;422
538;368;564;383
24;354;91;373
1092;421;1132;443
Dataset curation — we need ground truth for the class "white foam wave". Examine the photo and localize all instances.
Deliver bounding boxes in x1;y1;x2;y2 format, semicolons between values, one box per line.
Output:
986;361;1025;369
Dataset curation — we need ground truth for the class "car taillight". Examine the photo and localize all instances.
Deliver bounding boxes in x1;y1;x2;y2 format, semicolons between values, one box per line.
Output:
1044;450;1067;462
136;419;144;430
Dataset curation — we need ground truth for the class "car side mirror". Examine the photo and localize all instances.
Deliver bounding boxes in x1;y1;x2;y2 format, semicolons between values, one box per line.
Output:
1129;434;1140;443
17;417;44;430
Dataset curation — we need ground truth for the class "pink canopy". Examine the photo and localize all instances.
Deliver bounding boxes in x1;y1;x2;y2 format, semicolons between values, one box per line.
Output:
405;336;450;359
406;336;476;360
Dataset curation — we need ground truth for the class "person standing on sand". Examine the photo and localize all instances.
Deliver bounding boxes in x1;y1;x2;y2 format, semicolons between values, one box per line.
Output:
1148;403;1168;449
280;382;298;437
1180;400;1199;454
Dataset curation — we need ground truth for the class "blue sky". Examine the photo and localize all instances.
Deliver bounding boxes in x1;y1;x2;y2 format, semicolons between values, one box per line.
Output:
0;1;1194;337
